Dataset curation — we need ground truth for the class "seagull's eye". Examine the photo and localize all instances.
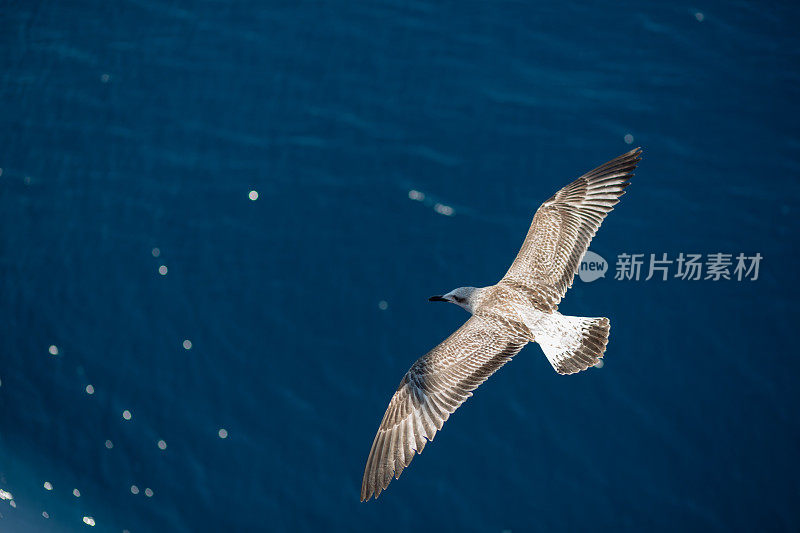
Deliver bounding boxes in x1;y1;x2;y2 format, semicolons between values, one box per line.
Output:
453;296;465;303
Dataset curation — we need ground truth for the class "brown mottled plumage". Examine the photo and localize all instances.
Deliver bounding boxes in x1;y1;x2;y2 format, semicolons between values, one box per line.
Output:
361;148;641;501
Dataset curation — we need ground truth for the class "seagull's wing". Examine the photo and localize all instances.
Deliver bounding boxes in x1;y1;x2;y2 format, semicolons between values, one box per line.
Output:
502;148;641;311
361;315;528;501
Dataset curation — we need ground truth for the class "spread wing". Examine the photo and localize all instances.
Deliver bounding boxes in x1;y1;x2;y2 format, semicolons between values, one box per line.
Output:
361;315;529;501
502;148;641;311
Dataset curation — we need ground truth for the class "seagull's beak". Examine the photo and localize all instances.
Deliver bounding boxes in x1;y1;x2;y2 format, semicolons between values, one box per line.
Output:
428;295;447;302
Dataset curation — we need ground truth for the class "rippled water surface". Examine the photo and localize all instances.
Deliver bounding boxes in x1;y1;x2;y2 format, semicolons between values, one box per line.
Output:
1;1;799;531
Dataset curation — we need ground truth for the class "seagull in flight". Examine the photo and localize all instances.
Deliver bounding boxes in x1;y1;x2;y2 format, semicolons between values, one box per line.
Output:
361;148;642;502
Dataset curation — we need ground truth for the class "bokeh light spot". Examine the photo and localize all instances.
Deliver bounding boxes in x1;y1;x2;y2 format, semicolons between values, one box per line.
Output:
433;203;454;216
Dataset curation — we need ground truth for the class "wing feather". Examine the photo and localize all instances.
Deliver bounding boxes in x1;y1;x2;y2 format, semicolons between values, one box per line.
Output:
360;315;528;501
502;148;641;311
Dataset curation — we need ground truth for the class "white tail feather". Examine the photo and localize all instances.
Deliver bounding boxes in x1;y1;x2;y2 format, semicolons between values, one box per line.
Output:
533;313;610;375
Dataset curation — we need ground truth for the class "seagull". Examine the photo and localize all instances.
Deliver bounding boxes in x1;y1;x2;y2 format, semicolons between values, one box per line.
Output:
360;148;642;502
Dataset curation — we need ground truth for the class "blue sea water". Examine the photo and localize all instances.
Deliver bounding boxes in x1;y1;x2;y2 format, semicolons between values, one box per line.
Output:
1;1;799;531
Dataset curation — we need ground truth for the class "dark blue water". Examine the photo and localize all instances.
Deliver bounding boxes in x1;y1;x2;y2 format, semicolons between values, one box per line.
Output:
1;1;799;531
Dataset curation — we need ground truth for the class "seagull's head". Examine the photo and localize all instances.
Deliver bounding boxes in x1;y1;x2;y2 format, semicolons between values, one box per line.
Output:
428;286;482;313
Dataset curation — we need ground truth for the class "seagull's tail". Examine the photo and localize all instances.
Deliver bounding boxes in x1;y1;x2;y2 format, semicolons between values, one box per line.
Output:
534;314;610;375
